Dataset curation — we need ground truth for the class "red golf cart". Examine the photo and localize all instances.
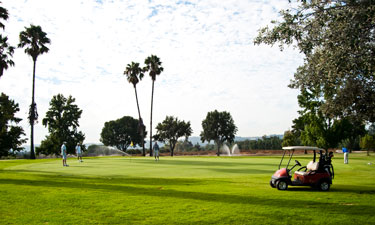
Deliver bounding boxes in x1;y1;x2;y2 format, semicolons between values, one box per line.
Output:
270;146;334;191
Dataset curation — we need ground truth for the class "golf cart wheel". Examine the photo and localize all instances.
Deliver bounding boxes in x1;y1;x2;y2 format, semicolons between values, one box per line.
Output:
270;180;275;188
276;180;288;190
318;181;330;191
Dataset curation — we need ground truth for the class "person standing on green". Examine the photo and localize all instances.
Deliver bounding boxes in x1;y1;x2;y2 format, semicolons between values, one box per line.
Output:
76;143;83;162
153;142;160;161
343;147;349;164
61;142;68;167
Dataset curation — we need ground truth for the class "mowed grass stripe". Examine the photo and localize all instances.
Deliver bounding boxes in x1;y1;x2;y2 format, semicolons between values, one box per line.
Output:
1;155;374;224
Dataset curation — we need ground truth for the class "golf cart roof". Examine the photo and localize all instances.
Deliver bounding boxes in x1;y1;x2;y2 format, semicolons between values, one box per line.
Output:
282;146;324;151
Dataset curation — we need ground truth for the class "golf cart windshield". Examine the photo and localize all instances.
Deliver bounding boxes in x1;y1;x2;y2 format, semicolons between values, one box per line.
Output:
279;146;325;170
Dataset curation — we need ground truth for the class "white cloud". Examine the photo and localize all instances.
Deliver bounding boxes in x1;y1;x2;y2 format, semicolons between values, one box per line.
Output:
0;0;303;145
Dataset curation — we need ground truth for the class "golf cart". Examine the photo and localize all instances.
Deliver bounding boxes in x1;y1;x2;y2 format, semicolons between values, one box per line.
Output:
270;146;334;191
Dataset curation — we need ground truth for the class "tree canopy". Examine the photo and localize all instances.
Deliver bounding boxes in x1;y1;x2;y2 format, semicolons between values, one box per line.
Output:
255;0;375;122
37;94;85;155
0;2;14;78
18;24;50;62
154;116;192;156
360;134;375;156
100;116;144;152
291;87;365;149
0;93;26;157
200;110;237;156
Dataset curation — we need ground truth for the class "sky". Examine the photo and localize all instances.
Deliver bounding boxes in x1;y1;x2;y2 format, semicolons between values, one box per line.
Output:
0;0;303;145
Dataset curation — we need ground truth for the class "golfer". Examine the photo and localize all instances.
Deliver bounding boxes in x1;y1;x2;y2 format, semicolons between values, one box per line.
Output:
343;147;349;164
76;143;83;162
153;142;160;161
61;142;68;167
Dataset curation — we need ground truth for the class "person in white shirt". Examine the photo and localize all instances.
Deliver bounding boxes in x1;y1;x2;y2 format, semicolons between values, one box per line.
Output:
61;142;68;167
76;143;83;162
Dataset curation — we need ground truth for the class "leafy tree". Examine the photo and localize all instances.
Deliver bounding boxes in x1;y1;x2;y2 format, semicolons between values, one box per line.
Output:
144;55;163;157
154;116;192;156
100;116;144;152
368;123;375;136
36;94;85;155
255;1;375;122
236;136;283;150
0;2;14;78
292;87;364;150
176;140;194;152
124;61;146;156
360;134;375;156
282;130;298;147
0;93;26;157
0;2;9;30
200;110;237;156
18;25;50;159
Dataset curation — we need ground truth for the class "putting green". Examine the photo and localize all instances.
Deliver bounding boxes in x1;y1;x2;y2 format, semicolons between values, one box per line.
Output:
1;155;374;224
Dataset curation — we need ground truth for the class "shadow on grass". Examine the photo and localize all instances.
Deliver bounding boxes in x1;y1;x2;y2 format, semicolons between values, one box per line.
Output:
1;174;374;215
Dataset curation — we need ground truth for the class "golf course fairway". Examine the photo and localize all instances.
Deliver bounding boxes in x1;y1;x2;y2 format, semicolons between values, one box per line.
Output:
1;154;374;224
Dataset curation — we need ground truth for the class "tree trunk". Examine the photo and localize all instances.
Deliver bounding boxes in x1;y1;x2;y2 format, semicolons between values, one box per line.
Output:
134;86;145;156
149;80;155;157
30;60;36;159
170;142;176;157
134;86;141;120
216;141;221;156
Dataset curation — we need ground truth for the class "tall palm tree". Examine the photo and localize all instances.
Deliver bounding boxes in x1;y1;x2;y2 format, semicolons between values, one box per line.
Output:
124;61;146;156
0;3;15;78
18;25;50;159
144;55;163;157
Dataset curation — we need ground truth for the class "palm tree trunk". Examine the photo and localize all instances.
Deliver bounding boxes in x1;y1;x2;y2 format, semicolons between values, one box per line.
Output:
134;86;141;120
134;86;145;156
150;80;155;157
30;60;36;159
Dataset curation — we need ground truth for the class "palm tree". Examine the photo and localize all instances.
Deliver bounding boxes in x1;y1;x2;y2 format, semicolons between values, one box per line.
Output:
18;25;50;159
124;61;146;156
0;3;15;78
144;55;163;157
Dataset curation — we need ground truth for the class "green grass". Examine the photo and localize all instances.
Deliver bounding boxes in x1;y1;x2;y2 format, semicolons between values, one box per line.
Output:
1;154;375;224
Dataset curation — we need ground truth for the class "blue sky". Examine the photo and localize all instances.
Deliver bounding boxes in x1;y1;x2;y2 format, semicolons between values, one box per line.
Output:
0;0;303;144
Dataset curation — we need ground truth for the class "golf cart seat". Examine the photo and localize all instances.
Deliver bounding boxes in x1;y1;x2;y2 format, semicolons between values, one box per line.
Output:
295;161;319;176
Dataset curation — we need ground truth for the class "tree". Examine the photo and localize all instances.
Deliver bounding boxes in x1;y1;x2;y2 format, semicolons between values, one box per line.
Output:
144;55;163;157
100;116;144;152
36;94;85;155
255;1;375;122
282;130;298;147
200;110;237;156
0;93;26;157
292;87;365;150
18;24;50;159
360;134;375;156
124;61;146;156
0;2;15;78
154;116;192;156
